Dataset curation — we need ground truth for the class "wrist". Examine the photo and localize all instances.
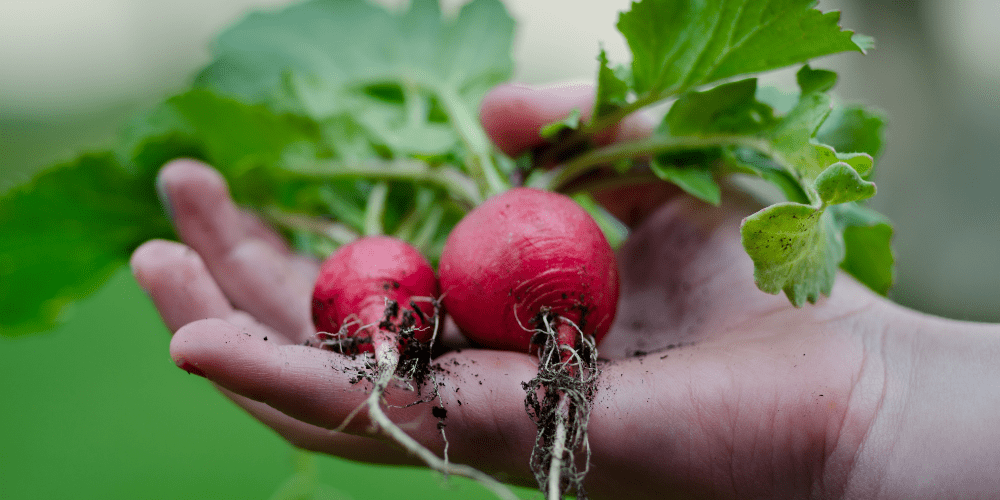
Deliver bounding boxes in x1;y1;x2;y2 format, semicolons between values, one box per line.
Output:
843;302;1000;499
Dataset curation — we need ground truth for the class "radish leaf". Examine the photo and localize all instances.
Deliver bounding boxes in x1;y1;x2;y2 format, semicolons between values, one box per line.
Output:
664;78;777;136
3;0;893;335
195;0;513;164
123;90;325;179
814;162;876;205
598;0;870;117
594;48;630;120
0;154;172;336
831;203;894;295
651;162;721;206
740;159;877;305
741;203;840;306
817;105;887;161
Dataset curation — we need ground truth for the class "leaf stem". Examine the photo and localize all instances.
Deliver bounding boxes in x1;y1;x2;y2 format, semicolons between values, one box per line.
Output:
436;88;508;199
531;134;773;191
364;182;389;236
264;208;359;246
367;344;520;500
393;188;435;242
537;92;663;168
403;78;428;129
585;92;663;138
292;160;481;208
410;205;445;255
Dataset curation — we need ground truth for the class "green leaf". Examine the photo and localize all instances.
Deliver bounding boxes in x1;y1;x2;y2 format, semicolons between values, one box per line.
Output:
594;48;630;120
737;161;884;305
816;104;887;160
318;185;367;232
571;193;629;248
851;33;876;53
796;65;838;95
0;154;173;336
769;100;833;183
834;152;874;178
651;161;721;205
724;148;812;204
123;90;325;179
539;108;582;140
195;0;514;161
764;67;879;187
740;202;842;306
617;0;869;97
830;203;894;295
354;108;457;157
122;92;377;231
759;67;853;196
814;161;876;205
664;78;777;135
738;158;880;304
661;67;871;204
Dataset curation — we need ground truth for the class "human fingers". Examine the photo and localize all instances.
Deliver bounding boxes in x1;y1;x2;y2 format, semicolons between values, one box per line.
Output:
169;317;543;481
480;83;676;227
129;256;413;467
156;159;317;341
131;238;306;348
218;388;420;466
131;239;235;331
479;82;653;157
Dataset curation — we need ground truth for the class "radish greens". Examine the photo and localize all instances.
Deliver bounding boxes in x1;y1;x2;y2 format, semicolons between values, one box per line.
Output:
0;0;892;336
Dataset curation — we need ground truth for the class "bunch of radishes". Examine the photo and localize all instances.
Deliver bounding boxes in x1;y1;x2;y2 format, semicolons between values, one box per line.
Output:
310;186;619;499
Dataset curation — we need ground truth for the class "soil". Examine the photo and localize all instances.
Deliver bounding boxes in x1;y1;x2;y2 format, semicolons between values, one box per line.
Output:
522;313;600;500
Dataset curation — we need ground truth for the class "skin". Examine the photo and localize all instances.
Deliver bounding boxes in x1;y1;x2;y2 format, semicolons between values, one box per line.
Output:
439;187;619;351
131;83;1000;499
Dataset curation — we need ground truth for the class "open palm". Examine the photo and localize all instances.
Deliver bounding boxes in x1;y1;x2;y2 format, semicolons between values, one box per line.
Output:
131;84;923;499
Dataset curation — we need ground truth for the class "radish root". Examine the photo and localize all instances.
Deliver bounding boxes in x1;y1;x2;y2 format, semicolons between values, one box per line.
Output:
322;301;518;500
524;312;599;499
366;340;519;499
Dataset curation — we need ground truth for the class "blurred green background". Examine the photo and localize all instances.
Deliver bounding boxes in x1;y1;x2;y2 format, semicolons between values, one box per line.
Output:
2;0;999;498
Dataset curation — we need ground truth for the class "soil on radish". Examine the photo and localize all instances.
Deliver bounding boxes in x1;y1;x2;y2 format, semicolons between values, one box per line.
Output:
521;311;601;499
311;297;445;420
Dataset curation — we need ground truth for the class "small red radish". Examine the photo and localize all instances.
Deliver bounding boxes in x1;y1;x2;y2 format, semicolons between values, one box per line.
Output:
310;235;517;500
438;187;619;499
312;235;437;356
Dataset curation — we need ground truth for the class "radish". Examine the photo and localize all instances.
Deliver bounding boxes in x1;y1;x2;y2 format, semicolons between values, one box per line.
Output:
312;235;438;356
311;235;517;500
439;187;620;499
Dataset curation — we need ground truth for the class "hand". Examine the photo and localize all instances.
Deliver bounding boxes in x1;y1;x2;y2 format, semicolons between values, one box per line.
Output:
130;83;1000;499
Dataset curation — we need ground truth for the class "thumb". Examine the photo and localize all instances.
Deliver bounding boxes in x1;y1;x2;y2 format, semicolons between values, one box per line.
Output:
480;83;673;227
168;317;545;483
479;82;652;158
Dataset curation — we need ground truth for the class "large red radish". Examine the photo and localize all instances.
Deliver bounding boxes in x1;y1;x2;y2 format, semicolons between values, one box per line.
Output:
439;187;620;499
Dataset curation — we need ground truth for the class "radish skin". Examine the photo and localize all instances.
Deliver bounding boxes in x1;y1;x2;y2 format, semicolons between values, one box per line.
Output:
439;187;619;352
312;235;437;354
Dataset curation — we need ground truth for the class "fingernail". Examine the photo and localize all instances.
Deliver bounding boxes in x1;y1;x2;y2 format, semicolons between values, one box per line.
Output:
178;361;207;378
155;172;175;223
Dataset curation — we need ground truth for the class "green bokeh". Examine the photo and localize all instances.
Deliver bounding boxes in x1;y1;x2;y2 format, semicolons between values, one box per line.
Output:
0;269;532;500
